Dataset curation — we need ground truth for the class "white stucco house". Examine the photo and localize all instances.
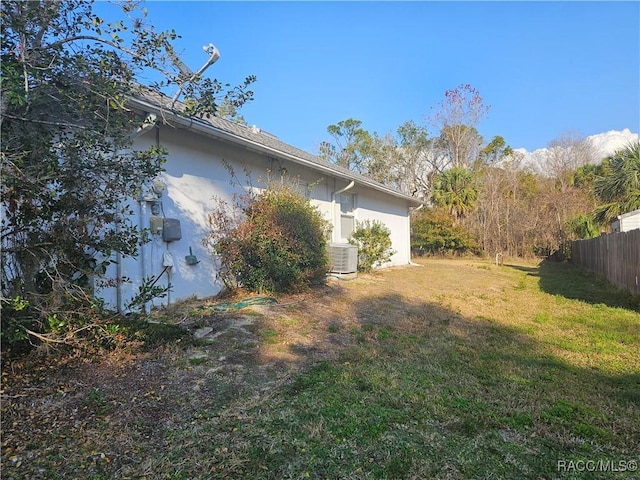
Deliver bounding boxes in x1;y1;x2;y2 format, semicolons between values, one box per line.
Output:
611;208;640;233
100;92;422;311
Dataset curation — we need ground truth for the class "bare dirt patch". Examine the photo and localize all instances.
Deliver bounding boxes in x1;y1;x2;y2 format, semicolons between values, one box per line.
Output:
1;278;371;477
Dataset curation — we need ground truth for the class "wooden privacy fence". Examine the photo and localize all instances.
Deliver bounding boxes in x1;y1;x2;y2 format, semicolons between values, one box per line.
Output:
571;229;640;296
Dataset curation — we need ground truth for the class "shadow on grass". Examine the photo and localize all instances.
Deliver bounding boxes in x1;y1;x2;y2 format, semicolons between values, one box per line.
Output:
4;267;639;480
280;290;640;479
505;263;540;275
348;292;640;408
509;260;640;312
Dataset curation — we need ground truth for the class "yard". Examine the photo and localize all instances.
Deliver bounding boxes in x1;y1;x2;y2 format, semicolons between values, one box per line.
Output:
2;258;639;479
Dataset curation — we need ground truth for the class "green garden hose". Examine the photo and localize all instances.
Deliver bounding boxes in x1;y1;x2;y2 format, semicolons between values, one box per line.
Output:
211;296;278;312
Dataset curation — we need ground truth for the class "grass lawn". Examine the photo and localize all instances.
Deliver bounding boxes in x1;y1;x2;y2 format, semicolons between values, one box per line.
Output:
2;258;639;479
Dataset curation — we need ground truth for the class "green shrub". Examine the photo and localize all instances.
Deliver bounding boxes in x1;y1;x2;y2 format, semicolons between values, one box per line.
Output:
567;214;600;240
349;220;395;273
1;296;34;354
0;290;156;356
206;181;331;293
411;208;478;256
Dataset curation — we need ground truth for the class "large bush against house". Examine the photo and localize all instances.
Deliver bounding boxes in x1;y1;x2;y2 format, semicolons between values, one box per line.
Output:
205;182;330;293
349;220;395;272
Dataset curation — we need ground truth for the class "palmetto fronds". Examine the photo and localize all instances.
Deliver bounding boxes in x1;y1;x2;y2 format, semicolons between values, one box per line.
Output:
594;141;640;224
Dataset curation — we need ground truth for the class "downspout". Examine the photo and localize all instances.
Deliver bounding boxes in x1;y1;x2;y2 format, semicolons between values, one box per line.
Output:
115;227;123;312
331;180;355;243
118;113;158;314
157;126;172;308
138;200;149;314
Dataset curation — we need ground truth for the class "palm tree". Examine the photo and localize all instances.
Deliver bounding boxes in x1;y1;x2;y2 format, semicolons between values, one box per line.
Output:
431;167;479;220
593;142;640;225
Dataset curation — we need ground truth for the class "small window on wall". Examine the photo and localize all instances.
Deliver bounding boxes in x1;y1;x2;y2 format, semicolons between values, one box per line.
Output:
339;193;355;241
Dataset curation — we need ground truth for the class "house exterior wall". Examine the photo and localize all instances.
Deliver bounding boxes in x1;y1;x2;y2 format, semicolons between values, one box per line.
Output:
619;210;640;232
611;210;640;233
99;124;414;311
338;186;412;267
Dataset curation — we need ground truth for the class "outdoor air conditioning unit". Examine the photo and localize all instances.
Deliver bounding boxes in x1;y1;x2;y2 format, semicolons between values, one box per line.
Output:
328;243;358;274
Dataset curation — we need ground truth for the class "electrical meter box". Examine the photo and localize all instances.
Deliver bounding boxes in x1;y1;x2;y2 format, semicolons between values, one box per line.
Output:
162;218;182;242
149;216;163;235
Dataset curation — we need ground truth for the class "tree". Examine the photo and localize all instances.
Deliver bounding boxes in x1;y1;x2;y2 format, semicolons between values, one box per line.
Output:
478;135;513;166
350;131;396;184
546;131;596;192
431;167;479;221
1;0;255;348
466;158;595;257
318;118;374;173
319;118;448;200
429;84;490;168
567;214;599;240
411;208;478;256
593;141;640;224
388;121;446;198
572;161;609;193
436;124;484;169
217;98;249;125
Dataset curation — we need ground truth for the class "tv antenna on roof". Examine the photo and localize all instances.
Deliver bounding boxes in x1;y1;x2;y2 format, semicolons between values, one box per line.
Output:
168;42;221;108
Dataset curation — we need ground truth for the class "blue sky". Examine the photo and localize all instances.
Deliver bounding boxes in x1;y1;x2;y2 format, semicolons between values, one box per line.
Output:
97;1;639;153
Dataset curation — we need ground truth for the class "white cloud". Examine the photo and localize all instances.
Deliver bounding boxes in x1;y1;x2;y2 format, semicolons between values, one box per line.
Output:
586;128;639;160
511;129;639;173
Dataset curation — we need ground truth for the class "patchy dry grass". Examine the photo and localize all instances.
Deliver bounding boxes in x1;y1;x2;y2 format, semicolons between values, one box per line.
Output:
2;258;639;479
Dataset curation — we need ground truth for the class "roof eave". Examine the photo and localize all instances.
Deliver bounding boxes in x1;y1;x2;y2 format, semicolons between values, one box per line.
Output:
128;97;422;206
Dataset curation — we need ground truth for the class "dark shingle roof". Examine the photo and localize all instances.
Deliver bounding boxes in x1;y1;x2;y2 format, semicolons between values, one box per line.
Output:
128;88;421;205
